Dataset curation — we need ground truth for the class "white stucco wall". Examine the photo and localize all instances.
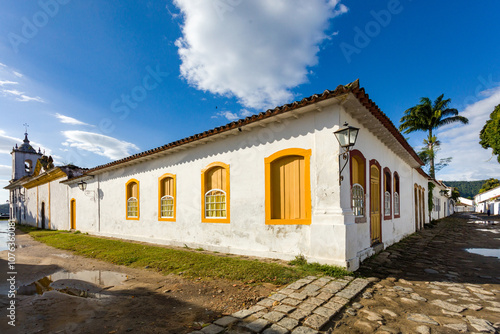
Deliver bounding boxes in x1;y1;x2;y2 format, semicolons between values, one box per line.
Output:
88;103;347;266
23;187;38;226
49;177;69;231
67;181;99;232
341;110;429;269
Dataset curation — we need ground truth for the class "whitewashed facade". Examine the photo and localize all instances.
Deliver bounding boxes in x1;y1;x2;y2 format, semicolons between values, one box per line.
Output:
475;185;500;214
7;81;444;270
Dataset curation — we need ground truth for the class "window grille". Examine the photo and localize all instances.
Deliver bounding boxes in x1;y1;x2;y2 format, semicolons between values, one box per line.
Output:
384;191;391;216
352;184;364;216
394;192;400;216
160;195;174;218
205;189;226;218
127;197;138;218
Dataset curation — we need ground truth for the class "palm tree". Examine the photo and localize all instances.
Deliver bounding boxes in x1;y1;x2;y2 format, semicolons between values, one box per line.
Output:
399;94;469;178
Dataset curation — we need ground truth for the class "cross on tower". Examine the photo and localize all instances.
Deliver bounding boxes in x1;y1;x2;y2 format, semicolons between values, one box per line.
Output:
23;123;29;133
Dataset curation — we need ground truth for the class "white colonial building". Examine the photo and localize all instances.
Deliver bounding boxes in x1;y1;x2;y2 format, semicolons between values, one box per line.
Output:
475;185;500;215
6;80;453;270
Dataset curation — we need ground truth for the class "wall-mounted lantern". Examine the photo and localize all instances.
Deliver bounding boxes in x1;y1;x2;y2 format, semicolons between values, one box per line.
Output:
334;122;359;185
78;180;87;191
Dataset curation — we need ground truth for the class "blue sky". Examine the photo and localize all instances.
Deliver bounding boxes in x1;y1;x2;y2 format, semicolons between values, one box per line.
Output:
0;0;499;203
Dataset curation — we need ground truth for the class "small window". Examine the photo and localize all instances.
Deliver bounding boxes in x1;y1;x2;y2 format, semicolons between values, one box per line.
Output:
201;162;230;223
384;191;391;216
383;168;392;219
127;197;138;217
126;179;139;220
352;184;364;216
25;159;32;173
394;192;400;216
205;189;226;218
350;150;366;222
393;172;400;218
158;174;176;221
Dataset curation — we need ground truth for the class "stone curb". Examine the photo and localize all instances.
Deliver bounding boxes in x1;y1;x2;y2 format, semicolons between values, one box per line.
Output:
189;276;374;334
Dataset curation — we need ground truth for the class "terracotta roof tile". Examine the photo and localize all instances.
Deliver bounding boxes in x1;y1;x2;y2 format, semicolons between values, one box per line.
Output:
74;79;422;178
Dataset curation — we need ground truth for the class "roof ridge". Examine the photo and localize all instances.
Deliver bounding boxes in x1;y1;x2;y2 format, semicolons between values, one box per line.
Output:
72;79;421;178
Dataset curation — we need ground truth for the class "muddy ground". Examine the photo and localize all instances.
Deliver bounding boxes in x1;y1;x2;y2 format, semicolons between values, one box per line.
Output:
0;230;277;334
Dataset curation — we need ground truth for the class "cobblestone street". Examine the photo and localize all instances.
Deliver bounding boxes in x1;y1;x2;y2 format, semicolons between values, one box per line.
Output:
192;214;500;333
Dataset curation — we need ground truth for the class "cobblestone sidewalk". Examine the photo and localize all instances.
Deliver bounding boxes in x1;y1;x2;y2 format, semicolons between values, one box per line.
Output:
189;276;374;334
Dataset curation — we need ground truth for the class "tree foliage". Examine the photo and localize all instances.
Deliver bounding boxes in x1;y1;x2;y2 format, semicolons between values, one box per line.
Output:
417;137;452;174
400;94;468;178
450;188;460;201
479;104;500;163
444;180;485;198
479;178;500;194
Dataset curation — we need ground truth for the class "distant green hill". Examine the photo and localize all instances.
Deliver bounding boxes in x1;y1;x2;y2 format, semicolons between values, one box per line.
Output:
444;180;485;199
0;203;9;215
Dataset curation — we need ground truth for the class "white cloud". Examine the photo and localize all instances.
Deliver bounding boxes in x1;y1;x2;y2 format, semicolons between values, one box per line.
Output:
62;130;139;160
54;113;91;126
0;130;21;155
0;80;18;86
436;86;500;181
12;71;23;78
0;62;6;67
0;129;49;156
173;0;347;110
212;108;255;121
1;88;44;103
15;94;44;103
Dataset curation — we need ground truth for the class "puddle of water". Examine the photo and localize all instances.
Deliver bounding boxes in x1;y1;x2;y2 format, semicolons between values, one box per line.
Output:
476;229;500;234
17;270;128;299
467;220;498;225
0;220;11;252
465;248;500;259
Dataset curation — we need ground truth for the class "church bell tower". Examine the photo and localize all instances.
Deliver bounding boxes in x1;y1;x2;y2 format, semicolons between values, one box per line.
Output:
11;131;42;181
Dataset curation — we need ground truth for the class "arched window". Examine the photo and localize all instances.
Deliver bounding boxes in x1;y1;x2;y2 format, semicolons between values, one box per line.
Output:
352;184;364;216
383;168;392;219
201;162;230;223
350;150;366;222
25;159;32;173
126;179;139;220
265;148;311;225
393;172;400;218
158;174;176;221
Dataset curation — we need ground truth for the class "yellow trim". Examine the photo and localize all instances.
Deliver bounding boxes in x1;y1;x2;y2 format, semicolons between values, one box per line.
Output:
158;173;176;222
33;159;43;177
24;168;66;189
125;178;140;220
70;198;76;229
48;182;51;229
264;148;312;225
201;161;230;223
36;186;39;227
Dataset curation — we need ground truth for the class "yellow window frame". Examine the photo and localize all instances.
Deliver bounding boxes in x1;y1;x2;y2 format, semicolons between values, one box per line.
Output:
265;148;312;225
158;173;176;222
201;161;230;223
125;178;140;220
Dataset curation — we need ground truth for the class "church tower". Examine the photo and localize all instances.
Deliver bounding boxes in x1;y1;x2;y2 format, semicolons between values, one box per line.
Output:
11;131;42;181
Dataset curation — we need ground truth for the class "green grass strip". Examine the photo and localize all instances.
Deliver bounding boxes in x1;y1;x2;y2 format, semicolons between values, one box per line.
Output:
18;225;351;285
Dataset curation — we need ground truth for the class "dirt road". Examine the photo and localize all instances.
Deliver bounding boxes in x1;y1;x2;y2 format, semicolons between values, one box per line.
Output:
0;229;276;334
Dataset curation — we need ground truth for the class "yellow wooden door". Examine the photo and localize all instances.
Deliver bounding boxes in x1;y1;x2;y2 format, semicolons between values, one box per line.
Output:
370;165;381;244
70;199;76;230
414;186;419;230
